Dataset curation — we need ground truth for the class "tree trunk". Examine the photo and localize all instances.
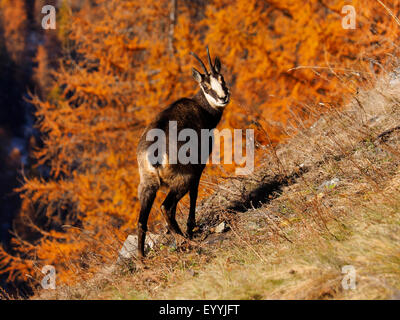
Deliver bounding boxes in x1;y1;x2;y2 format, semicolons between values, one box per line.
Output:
169;0;178;54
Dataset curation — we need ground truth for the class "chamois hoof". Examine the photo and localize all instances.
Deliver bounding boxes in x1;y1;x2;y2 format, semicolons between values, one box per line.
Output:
187;226;199;240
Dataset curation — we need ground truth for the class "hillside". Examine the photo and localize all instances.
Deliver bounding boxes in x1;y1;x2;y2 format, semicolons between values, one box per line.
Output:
31;72;400;300
0;0;399;299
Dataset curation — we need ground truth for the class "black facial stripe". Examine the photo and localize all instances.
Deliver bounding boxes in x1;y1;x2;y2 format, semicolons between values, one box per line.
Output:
209;89;219;100
202;74;229;101
206;87;228;100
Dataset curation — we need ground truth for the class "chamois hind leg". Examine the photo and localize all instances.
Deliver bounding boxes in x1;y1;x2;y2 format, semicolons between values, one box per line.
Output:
160;188;188;238
137;181;158;258
187;178;200;239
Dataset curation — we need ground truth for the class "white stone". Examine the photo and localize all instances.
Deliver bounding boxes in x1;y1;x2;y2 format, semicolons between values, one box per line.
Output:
118;233;160;261
118;235;138;260
215;221;228;233
319;178;339;190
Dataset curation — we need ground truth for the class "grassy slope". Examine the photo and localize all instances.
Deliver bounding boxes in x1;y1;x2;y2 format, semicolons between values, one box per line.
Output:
34;74;400;300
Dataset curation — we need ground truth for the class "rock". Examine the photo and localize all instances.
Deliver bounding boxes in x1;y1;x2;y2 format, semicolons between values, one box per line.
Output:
145;232;159;250
117;233;160;263
389;77;400;87
318;178;339;191
215;221;228;233
117;235;138;263
389;68;400;87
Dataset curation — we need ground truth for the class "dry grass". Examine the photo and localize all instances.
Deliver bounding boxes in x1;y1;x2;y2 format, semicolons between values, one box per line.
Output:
25;70;400;300
155;185;400;300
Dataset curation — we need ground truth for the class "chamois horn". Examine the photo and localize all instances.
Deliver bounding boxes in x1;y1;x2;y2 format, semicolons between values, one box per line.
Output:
206;46;214;73
190;51;208;74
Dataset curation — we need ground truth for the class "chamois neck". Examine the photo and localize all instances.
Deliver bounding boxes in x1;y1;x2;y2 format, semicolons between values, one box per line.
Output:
192;89;223;129
193;89;224;115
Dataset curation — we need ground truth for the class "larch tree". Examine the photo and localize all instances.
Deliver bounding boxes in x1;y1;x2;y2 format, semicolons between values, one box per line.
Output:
0;0;28;65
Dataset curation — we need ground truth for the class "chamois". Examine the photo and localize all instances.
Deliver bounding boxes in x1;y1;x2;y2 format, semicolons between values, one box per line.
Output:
136;47;230;258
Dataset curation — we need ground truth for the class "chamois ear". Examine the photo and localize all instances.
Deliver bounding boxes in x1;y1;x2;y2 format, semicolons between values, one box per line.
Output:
192;67;203;83
214;57;221;73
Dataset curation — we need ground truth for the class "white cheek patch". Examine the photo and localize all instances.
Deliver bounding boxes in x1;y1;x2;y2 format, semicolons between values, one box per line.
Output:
204;92;218;107
203;90;226;108
210;76;224;97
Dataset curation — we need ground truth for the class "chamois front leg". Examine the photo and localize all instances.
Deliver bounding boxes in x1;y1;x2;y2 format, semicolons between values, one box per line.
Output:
187;179;200;239
137;182;158;258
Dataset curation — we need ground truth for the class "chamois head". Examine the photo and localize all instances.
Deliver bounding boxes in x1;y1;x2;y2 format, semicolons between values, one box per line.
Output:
191;47;230;108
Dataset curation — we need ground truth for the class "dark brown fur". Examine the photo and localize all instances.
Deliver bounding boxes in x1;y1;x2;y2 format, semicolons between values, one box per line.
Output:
136;49;229;257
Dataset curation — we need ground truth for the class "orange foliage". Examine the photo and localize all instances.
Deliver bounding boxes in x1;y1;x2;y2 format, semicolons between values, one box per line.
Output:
0;0;399;285
0;0;27;65
204;0;400;141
